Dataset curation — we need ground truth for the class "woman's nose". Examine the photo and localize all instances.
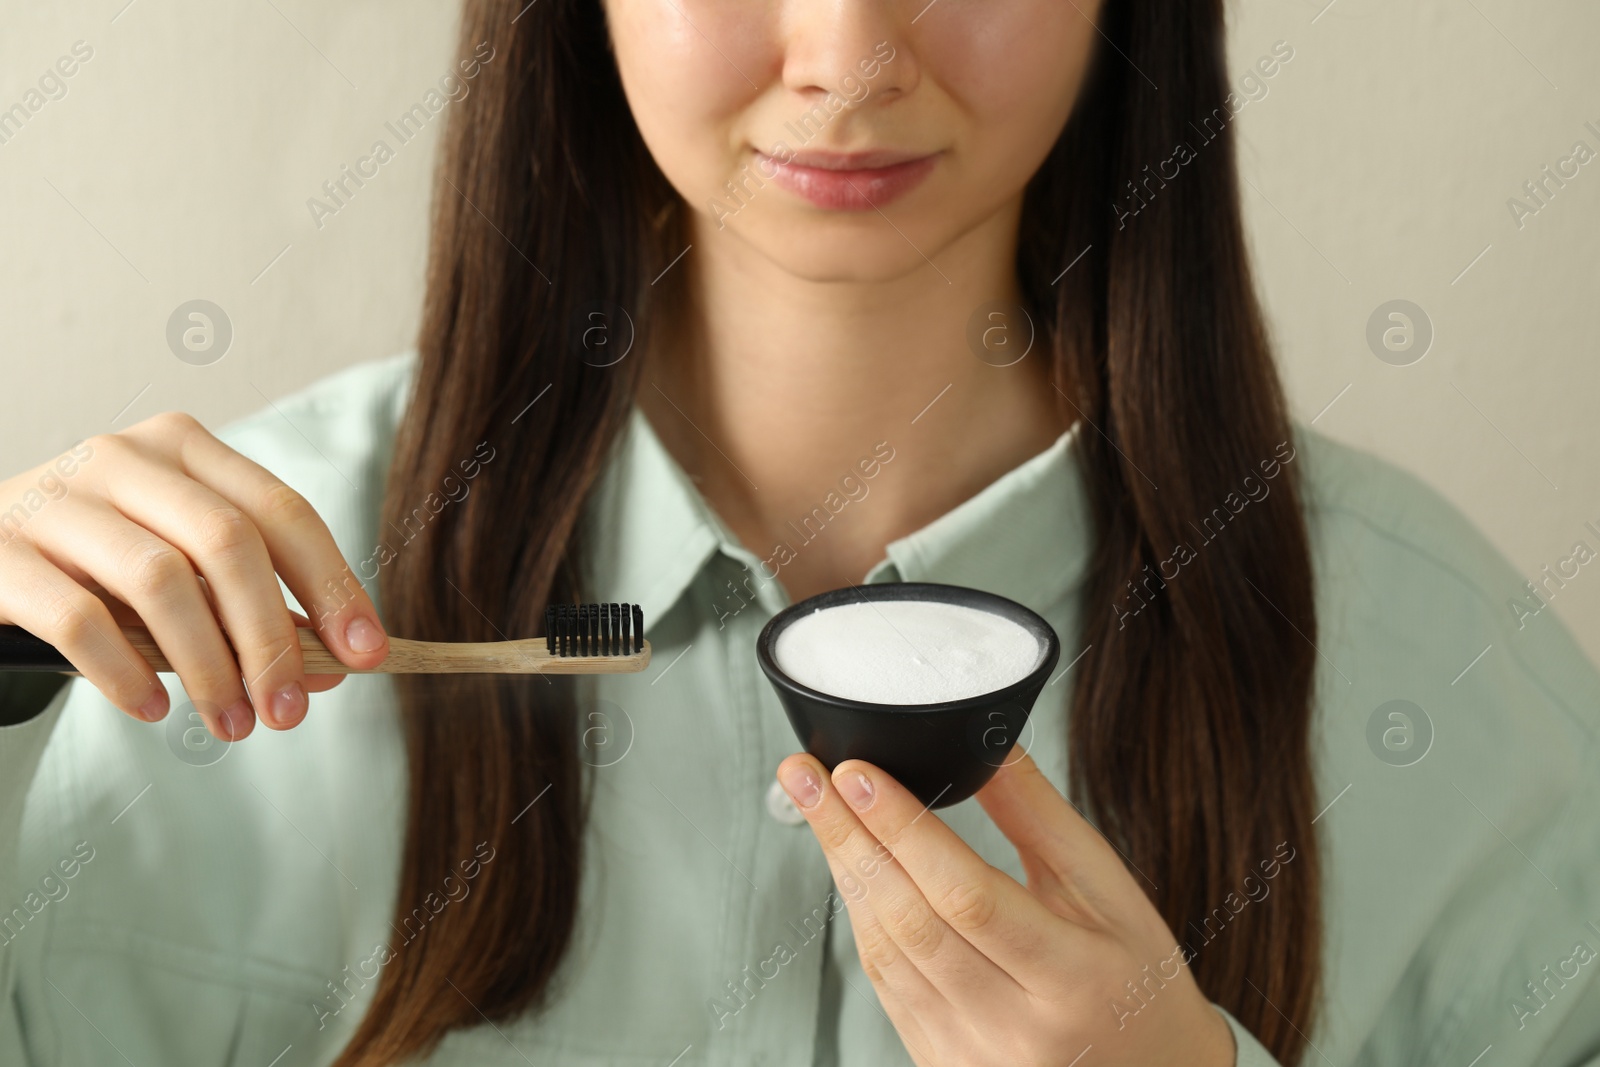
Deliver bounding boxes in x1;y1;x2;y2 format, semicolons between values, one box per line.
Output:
778;1;919;106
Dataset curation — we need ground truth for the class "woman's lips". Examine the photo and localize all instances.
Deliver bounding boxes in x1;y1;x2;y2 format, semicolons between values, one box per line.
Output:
755;150;939;211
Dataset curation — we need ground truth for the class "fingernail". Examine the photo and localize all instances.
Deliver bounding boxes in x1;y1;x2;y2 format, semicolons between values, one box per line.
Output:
219;698;253;741
779;764;823;810
837;769;875;811
344;615;386;654
269;681;307;727
138;688;169;722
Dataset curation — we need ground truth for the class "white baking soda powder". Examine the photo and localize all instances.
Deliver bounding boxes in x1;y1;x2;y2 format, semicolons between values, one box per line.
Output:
774;600;1041;705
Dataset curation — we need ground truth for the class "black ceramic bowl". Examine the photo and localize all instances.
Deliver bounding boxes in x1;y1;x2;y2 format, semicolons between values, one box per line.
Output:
757;582;1061;809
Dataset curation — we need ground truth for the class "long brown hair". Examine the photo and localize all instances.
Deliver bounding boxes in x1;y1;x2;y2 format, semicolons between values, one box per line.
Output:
339;0;1322;1063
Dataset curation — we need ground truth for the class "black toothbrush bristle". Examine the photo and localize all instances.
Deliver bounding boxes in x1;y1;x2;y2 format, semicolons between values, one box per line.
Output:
543;602;645;656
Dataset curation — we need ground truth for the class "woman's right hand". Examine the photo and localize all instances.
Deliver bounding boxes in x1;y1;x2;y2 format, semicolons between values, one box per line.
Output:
0;411;390;740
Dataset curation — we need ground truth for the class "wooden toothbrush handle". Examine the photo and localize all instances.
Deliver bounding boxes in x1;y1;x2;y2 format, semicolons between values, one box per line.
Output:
0;624;650;675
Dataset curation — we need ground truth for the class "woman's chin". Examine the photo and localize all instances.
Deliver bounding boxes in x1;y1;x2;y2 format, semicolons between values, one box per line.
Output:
715;212;952;286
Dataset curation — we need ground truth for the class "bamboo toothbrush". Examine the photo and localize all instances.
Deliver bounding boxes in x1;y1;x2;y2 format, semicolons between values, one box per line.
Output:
0;603;649;675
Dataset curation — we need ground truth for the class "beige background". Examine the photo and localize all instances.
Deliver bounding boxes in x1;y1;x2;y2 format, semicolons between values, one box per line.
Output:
2;0;1596;661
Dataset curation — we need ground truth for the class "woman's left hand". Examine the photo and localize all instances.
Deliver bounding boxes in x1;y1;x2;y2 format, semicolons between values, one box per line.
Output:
774;749;1237;1067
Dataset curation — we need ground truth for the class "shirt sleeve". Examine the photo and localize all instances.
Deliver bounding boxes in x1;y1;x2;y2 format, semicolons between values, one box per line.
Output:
0;677;73;1066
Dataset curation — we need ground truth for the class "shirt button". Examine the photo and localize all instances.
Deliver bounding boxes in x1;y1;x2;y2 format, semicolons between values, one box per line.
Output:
765;777;807;825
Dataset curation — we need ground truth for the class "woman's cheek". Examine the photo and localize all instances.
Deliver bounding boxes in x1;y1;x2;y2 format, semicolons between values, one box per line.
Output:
922;1;1095;118
623;85;733;206
924;8;1095;194
607;0;769;201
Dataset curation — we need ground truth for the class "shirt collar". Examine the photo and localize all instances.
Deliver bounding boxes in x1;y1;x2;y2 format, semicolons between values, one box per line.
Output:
865;422;1090;618
583;405;724;636
584;404;1090;634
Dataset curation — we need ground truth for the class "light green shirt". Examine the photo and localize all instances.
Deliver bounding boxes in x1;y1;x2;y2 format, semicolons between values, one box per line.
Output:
3;350;1598;1066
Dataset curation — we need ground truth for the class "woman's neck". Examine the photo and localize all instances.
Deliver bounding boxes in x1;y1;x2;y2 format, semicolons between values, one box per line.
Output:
638;200;1069;604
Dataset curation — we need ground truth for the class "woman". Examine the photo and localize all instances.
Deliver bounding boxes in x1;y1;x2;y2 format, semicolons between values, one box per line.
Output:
2;0;1596;1064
